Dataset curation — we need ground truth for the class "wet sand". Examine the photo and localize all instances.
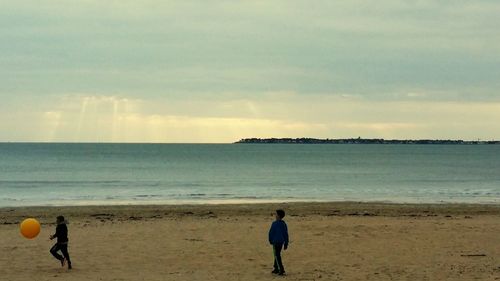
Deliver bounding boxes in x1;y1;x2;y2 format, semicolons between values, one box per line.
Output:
1;202;499;280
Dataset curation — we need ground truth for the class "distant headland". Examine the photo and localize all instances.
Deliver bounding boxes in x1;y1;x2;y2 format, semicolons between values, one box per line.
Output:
235;137;500;145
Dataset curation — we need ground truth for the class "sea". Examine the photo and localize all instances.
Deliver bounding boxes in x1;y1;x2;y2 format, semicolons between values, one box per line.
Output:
0;143;499;207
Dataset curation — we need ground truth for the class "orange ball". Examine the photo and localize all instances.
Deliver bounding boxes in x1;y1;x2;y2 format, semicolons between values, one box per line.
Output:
20;218;41;239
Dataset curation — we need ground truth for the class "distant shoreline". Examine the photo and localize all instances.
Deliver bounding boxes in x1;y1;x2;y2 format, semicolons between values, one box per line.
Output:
235;138;500;145
2;201;500;217
2;197;499;209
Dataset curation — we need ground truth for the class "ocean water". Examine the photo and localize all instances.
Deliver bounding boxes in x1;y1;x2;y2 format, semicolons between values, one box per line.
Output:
0;143;499;207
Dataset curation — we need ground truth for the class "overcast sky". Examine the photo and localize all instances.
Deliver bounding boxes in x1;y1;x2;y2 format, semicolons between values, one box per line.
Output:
1;1;499;142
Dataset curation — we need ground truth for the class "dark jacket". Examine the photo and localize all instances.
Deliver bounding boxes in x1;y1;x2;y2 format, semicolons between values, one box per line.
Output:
268;220;289;246
53;223;69;244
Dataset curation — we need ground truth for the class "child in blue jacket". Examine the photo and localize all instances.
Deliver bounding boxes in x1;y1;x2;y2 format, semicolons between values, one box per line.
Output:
268;209;289;275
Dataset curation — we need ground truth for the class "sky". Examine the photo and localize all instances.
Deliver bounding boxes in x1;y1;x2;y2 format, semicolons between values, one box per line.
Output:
1;1;499;143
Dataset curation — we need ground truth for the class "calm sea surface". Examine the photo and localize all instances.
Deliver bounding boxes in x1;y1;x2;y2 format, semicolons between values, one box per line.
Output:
0;143;499;206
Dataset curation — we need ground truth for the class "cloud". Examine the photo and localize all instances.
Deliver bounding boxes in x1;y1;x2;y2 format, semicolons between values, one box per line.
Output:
1;1;499;99
1;1;500;141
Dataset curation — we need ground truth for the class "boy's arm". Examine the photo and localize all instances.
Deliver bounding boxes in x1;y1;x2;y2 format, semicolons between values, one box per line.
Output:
50;225;60;240
284;223;289;249
268;223;274;244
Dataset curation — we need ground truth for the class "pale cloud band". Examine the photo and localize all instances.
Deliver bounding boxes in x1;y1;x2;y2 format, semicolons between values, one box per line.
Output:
1;94;498;142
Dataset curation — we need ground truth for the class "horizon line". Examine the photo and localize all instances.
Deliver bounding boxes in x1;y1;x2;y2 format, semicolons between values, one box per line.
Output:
1;137;500;145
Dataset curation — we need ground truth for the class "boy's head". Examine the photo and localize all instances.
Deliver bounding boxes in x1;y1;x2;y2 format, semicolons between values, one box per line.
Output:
56;216;65;224
275;209;285;220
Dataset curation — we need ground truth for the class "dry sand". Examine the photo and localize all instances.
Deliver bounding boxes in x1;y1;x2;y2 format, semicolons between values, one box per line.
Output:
1;202;499;281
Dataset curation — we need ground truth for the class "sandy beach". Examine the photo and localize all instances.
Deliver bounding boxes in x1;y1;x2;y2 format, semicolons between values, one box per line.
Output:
1;202;499;281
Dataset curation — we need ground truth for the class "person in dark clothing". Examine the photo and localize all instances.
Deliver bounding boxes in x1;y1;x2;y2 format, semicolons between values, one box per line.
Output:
49;215;72;269
268;209;289;275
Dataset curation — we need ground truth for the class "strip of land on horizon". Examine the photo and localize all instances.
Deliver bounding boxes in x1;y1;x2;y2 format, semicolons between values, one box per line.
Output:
236;138;500;144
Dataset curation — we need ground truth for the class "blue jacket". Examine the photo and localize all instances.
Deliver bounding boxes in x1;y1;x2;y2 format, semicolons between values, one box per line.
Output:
268;220;289;246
